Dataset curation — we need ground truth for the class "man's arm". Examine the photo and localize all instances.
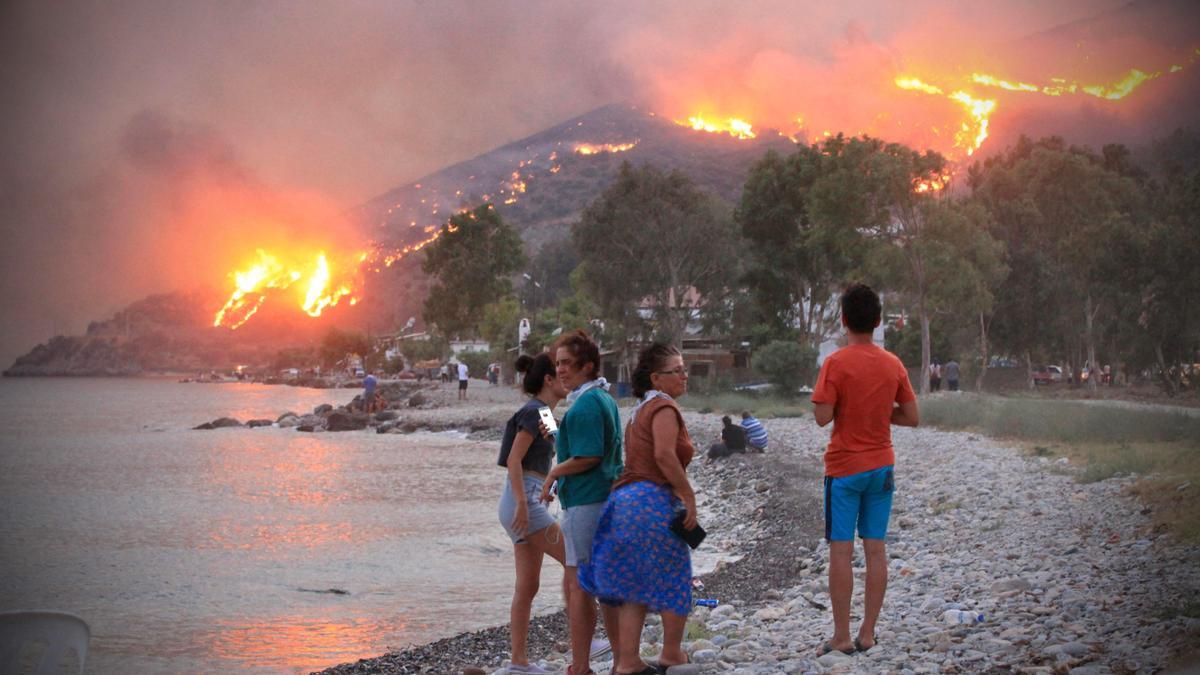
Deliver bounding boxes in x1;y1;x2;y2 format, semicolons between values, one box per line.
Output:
891;399;919;427
813;403;834;427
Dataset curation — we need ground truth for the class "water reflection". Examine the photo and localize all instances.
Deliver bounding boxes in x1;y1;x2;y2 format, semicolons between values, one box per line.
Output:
212;613;400;672
0;379;562;673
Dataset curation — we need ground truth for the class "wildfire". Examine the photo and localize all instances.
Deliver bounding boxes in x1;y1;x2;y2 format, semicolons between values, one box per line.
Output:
213;249;360;329
913;172;953;194
574;141;639;155
677;116;756;139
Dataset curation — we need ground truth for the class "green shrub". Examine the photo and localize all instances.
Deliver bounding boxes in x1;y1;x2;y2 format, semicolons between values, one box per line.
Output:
754;340;818;398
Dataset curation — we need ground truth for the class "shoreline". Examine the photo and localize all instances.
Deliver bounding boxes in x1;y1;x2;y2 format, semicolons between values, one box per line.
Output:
312;397;1200;674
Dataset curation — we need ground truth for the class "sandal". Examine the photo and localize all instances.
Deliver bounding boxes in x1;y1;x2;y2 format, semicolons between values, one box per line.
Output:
817;640;855;656
854;635;878;652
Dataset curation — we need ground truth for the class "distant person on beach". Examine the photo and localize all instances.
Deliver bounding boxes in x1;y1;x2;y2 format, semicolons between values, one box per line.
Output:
811;283;919;657
741;411;768;452
582;342;697;674
362;373;378;412
457;361;469;401
705;414;746;460
498;353;570;674
928;360;941;392
944;359;960;392
538;329;623;674
440;363;449;383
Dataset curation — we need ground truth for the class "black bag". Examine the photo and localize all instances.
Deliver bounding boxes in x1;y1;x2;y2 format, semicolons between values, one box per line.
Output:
670;511;707;549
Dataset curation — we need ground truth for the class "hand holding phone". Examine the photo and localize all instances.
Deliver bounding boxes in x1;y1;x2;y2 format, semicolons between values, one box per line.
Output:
537;406;558;437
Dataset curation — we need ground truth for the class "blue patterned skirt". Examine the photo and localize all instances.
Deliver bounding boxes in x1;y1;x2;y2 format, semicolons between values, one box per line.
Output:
578;480;692;616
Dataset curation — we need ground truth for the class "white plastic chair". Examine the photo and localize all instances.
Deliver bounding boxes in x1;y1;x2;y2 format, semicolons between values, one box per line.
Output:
0;611;90;675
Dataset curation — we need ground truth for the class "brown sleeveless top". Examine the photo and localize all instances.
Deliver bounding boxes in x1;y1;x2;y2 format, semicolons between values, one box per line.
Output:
613;397;694;490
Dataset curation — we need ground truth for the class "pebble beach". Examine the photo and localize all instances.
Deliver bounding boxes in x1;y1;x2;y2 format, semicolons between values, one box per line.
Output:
314;381;1199;674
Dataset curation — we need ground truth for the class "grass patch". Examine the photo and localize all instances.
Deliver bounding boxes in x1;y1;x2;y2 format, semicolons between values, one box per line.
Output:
923;394;1200;542
680;391;810;419
920;394;1200;444
684;620;714;641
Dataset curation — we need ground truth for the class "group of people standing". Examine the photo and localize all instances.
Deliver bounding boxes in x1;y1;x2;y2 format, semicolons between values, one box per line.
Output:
495;283;919;673
498;330;697;674
927;358;960;392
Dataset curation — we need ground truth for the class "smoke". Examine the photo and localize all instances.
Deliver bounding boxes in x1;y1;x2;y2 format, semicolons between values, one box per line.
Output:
2;0;1197;366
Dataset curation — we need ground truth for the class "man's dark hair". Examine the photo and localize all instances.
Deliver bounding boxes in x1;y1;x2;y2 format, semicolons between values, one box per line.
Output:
841;283;882;334
721;415;732;426
741;411;752;419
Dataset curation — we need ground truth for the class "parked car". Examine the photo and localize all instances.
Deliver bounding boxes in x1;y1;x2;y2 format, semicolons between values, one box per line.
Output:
1032;365;1064;385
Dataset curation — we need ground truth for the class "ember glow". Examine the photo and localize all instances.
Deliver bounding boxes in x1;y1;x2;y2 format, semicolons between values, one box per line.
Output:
213;249;361;329
574;141;639;155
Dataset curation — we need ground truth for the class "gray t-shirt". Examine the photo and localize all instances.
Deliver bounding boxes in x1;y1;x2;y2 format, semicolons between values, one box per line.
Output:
945;361;960;381
497;398;555;476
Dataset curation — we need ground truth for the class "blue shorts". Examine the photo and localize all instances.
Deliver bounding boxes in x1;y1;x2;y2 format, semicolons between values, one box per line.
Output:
824;465;894;541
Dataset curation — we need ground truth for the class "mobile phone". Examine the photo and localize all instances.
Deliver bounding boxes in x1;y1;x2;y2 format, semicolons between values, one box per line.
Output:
538;406;558;435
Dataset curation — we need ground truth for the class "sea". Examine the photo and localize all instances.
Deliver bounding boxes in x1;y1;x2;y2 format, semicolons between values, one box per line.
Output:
0;377;562;673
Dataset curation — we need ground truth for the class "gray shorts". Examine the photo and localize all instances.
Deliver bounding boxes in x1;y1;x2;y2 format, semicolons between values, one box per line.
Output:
561;501;606;566
498;475;555;544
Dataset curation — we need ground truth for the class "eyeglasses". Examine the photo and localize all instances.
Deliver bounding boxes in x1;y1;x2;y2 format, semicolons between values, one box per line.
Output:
656;366;688;376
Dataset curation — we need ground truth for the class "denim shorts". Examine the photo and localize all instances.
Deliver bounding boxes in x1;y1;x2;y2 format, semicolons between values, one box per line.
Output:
824;465;895;542
561;501;606;566
498;475;556;544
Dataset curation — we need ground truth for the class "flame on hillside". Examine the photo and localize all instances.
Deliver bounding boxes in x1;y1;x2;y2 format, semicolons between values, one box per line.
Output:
658;44;1195;161
677;116;756;139
574;141;639;155
213;249;361;329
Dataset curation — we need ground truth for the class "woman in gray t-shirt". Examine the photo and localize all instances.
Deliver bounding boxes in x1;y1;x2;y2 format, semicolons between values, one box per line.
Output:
496;353;568;673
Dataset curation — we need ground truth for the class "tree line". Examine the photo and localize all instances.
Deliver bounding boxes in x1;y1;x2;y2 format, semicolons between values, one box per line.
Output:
417;130;1200;397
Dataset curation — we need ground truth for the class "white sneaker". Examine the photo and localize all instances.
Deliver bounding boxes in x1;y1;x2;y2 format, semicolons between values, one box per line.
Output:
507;662;554;674
589;638;612;660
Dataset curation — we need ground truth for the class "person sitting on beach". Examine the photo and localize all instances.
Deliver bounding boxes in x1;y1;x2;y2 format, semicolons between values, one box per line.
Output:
497;353;570;675
741;411;768;452
811;283;919;656
705;415;746;460
581;343;697;675
538;329;623;675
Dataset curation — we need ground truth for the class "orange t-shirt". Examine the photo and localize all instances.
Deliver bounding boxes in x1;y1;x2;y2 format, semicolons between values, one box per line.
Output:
614;397;694;490
811;343;916;477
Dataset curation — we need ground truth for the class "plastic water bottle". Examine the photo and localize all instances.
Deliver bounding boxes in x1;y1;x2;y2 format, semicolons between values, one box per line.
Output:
695;598;719;608
943;609;983;625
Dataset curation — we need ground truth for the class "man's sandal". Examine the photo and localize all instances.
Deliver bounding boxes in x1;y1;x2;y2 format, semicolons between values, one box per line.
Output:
817;640;855;656
854;635;878;652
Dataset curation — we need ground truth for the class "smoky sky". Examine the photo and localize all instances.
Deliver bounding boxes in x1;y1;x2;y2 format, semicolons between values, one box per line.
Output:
2;0;1195;367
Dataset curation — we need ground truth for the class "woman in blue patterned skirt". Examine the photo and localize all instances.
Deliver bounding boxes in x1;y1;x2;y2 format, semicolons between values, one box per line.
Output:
580;343;697;674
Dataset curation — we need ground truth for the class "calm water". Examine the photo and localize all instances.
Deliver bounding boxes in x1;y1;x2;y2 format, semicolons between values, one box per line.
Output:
0;378;561;673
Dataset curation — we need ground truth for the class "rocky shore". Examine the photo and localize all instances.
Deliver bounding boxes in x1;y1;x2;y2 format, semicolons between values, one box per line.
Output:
305;393;1200;674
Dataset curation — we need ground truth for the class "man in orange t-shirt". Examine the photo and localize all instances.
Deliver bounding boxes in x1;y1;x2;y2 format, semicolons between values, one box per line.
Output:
811;283;919;657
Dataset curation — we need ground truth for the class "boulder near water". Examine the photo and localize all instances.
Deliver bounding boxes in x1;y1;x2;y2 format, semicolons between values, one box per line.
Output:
325;411;369;432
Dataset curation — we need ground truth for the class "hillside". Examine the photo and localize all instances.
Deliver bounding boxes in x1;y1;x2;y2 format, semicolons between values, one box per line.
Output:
7;105;793;376
350;103;795;329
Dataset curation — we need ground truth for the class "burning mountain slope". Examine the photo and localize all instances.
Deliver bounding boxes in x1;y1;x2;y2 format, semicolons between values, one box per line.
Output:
351;104;795;328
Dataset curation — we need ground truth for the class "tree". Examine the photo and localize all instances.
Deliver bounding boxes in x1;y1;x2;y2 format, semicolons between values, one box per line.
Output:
479;296;522;359
573;162;737;346
422;204;526;338
318;328;371;368
737;144;865;351
970;137;1146;391
867;198;1007;391
1132;135;1200;394
520;237;579;311
754;340;818;397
